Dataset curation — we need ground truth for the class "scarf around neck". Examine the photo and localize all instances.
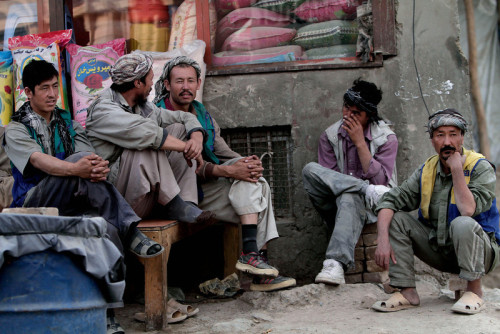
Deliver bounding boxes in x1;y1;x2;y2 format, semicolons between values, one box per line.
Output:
12;101;75;157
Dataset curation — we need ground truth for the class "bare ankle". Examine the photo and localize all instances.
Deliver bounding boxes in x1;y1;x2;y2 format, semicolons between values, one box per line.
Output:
466;279;482;298
400;287;420;305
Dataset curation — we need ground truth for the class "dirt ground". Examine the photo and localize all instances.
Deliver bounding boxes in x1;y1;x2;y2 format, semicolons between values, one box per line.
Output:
116;269;500;334
114;170;500;333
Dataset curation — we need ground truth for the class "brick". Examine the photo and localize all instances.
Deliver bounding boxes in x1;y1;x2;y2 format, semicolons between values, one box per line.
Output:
362;223;377;234
364;246;377;261
362;233;378;246
355;237;364;247
354;247;365;261
345;273;363;284
366;260;383;272
345;260;363;274
363;271;389;283
2;207;59;216
448;275;467;291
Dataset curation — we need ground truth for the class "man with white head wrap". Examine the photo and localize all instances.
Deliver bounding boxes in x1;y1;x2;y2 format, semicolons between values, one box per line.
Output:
86;53;215;224
372;108;499;315
154;56;296;292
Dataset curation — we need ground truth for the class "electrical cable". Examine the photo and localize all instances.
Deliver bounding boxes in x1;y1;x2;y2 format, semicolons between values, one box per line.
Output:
412;0;431;116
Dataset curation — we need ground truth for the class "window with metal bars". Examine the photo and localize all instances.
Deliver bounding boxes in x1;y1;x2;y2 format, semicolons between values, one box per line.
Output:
221;126;294;218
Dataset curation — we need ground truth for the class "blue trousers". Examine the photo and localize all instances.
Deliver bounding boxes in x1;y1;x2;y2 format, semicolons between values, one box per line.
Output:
24;152;140;251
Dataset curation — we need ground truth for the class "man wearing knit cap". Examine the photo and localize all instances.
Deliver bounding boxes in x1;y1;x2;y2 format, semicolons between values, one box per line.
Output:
372;108;499;315
302;79;398;285
154;56;296;292
86;53;215;224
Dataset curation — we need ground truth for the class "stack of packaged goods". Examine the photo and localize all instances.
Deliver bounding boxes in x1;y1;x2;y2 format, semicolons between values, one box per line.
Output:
129;0;171;52
213;0;363;66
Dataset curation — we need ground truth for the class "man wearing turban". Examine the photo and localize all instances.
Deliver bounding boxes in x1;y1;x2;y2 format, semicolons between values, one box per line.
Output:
86;53;214;224
302;79;398;286
372;109;499;315
153;56;296;292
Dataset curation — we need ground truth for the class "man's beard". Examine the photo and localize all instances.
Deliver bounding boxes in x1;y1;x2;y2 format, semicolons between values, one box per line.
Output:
135;95;148;106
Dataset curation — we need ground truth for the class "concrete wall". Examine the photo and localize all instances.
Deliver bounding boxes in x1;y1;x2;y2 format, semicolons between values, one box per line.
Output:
202;0;473;282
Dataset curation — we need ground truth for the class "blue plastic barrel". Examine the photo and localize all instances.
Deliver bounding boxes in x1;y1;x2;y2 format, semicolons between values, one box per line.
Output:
0;250;107;334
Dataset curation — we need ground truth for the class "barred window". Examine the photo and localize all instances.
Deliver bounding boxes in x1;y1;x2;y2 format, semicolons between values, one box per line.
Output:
222;126;294;217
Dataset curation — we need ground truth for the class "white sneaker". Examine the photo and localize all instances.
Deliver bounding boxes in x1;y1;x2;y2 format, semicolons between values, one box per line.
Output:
365;184;391;208
314;259;345;285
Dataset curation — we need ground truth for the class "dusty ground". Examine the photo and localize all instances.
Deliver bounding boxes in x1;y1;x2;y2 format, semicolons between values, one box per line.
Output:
117;274;500;334
114;170;500;333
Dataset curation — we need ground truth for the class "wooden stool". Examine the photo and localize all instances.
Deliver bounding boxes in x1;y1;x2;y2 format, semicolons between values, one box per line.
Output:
137;219;240;330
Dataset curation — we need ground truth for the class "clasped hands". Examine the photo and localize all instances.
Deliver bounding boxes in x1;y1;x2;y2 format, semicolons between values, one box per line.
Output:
228;155;264;183
75;154;110;182
183;131;204;172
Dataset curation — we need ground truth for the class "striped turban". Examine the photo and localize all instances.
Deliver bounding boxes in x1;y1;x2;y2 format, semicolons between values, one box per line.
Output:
152;56;201;105
427;108;468;137
109;53;153;85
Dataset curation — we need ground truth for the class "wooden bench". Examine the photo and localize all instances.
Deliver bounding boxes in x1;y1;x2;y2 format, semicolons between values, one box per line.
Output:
137;219;240;331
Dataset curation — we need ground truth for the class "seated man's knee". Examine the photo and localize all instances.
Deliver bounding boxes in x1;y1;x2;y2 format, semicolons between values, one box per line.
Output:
449;216;478;239
65;151;94;163
389;212;412;231
302;162;322;185
302;162;319;177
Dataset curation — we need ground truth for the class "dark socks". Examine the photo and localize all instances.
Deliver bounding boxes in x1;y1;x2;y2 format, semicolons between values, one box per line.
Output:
242;224;258;254
163;195;215;223
259;249;268;259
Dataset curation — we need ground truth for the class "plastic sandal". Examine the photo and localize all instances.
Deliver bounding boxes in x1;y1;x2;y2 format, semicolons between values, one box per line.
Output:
168;298;199;318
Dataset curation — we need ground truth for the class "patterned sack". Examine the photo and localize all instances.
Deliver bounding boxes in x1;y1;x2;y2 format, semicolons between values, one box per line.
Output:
294;0;362;23
221;27;297;52
215;0;259;18
293;20;358;49
169;0;217;51
8;30;72;112
305;44;356;59
216;7;293;51
213;45;303;66
252;0;307;15
0;51;13;126
67;39;126;127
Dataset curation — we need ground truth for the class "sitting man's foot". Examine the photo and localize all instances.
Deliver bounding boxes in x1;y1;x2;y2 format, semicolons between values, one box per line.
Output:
250;275;297;292
236;252;279;277
365;184;391;208
107;316;125;334
129;228;164;258
315;259;345;285
164;195;215;223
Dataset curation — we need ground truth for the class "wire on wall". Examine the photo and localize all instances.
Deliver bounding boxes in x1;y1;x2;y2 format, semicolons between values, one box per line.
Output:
412;0;431;116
